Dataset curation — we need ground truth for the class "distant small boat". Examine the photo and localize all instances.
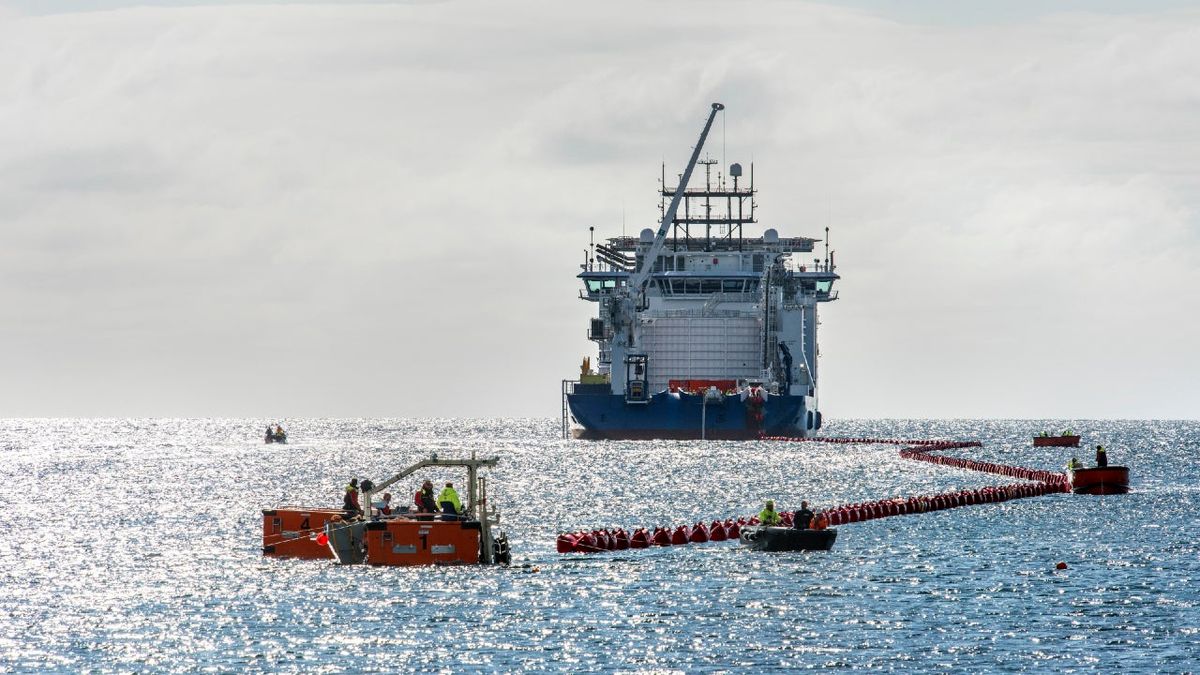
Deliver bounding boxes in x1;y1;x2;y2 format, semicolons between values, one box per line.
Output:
264;431;287;444
1034;435;1080;447
739;526;837;552
1069;466;1130;495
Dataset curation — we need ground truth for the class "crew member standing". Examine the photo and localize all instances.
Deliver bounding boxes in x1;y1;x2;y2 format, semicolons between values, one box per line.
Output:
1095;445;1108;468
342;478;361;516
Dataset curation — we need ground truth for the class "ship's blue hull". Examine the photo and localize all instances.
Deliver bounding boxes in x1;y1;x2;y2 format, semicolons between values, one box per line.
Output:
566;390;817;440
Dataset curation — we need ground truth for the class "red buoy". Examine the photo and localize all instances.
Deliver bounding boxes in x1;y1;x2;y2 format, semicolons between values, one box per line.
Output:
613;529;630;550
689;523;709;543
725;520;741;538
630;529;650;549
671;526;690;546
578;532;597;552
709;521;727;541
652;527;671;546
556;533;577;554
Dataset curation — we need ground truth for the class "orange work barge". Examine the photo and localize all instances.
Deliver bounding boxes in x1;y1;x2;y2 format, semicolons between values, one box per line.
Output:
262;454;510;566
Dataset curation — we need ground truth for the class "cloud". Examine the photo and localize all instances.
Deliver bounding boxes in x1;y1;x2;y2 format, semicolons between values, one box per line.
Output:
0;1;1197;417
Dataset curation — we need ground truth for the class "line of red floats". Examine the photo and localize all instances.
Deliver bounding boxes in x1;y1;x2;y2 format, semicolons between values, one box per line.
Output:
556;436;1071;555
557;515;774;554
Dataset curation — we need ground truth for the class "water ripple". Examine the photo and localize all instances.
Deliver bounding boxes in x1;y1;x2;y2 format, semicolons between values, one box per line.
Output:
1;418;1197;672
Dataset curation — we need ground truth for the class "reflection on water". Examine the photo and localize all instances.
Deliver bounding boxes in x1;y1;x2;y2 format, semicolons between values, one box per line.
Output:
1;418;1196;671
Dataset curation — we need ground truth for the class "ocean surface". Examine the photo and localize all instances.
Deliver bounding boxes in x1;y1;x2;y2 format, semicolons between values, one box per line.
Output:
1;418;1196;673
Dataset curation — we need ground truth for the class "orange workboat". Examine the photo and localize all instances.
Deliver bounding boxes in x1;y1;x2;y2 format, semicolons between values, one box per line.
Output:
262;453;510;566
1069;466;1130;495
1034;434;1080;447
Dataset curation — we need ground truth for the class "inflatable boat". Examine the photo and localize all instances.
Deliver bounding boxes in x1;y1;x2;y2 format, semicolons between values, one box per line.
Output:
739;526;837;552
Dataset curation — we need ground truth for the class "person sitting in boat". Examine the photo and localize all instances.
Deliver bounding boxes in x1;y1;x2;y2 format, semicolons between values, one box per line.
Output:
758;500;781;526
372;492;393;517
1066;457;1083;470
793;501;815;530
1095;445;1107;468
274;424;285;439
414;480;438;513
343;478;361;516
264;425;274;442
438;482;463;520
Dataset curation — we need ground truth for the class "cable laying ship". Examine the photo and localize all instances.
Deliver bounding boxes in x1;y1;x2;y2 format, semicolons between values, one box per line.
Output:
562;103;841;440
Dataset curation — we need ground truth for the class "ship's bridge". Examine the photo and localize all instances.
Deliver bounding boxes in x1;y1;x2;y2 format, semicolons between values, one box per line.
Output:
781;260;840;302
577;270;629;301
649;271;761;296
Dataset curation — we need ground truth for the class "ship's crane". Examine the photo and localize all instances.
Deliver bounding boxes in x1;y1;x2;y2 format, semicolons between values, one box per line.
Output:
609;102;724;399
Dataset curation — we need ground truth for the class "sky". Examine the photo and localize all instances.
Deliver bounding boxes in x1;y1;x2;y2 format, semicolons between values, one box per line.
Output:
1;1;1197;420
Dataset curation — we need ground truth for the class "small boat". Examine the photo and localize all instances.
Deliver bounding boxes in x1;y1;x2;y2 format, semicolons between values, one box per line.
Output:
739;526;837;552
1034;434;1080;447
263;453;511;566
264;432;287;444
1069;466;1130;495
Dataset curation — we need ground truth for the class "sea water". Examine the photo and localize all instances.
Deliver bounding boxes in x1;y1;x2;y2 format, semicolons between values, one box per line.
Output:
1;418;1196;672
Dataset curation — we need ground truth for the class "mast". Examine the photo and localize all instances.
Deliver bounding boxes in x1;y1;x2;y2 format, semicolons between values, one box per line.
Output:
609;103;725;396
627;103;724;293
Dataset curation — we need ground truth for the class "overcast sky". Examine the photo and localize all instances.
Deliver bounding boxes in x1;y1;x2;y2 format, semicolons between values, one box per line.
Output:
2;1;1197;419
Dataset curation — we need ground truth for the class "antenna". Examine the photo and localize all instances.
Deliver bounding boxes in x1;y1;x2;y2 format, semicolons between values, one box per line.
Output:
825;226;830;270
589;226;595;270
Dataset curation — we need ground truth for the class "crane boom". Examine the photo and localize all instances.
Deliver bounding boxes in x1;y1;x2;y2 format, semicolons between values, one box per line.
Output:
627;102;724;293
